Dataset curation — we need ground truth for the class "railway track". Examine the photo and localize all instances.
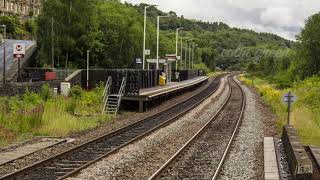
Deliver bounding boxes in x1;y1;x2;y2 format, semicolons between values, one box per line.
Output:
148;75;246;180
0;75;224;180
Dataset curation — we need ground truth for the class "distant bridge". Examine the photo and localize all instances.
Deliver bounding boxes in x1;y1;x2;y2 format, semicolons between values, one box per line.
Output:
0;39;36;82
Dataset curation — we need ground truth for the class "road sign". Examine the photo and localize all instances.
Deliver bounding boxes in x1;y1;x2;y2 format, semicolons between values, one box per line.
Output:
13;44;25;58
144;49;150;56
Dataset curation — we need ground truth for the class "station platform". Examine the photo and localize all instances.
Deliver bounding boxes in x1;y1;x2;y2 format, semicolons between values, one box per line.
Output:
123;76;209;112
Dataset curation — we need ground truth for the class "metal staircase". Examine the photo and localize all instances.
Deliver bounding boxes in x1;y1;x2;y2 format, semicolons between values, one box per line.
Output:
102;77;127;115
102;76;112;114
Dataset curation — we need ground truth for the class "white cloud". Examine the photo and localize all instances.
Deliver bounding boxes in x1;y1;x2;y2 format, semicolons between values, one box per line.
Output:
124;0;320;40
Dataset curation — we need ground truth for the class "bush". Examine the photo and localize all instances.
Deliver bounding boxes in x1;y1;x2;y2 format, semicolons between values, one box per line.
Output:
69;85;83;99
194;63;212;74
40;84;53;101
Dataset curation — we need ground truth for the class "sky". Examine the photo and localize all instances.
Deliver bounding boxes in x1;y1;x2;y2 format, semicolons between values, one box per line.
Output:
123;0;320;40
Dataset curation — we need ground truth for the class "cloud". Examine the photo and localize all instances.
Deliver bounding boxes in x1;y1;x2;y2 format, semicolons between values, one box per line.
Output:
123;0;320;40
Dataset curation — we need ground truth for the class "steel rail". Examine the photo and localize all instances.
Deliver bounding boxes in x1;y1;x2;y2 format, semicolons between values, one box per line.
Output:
212;75;246;180
0;75;225;180
148;74;245;180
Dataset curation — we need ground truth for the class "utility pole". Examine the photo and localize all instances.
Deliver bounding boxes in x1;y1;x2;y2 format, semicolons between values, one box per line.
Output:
51;17;54;68
1;25;6;84
86;50;90;90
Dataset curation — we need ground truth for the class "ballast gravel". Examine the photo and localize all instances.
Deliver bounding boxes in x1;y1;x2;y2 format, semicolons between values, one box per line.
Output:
0;77;213;177
219;76;274;180
68;77;230;180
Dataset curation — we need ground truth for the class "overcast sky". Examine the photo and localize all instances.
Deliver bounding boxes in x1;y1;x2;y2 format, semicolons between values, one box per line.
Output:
123;0;320;40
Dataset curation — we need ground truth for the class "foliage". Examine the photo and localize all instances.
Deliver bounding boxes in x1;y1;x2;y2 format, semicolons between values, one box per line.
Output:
0;15;30;38
241;74;320;146
0;86;110;147
34;1;291;72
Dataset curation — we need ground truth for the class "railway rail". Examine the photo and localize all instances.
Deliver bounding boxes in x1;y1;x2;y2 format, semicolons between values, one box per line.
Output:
0;75;224;180
148;75;246;180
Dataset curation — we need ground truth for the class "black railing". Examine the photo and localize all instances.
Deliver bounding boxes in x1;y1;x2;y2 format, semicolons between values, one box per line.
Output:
80;69;160;96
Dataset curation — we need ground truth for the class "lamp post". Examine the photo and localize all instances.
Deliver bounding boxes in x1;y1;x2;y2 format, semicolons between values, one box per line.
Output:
188;39;193;69
143;5;157;70
184;39;188;70
51;17;54;68
1;25;6;84
86;50;90;90
180;37;183;70
192;43;198;69
156;15;170;70
175;27;183;70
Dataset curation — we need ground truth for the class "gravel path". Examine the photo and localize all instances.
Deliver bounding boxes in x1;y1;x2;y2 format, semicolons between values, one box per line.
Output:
219;76;276;180
69;77;230;180
0;78;213;177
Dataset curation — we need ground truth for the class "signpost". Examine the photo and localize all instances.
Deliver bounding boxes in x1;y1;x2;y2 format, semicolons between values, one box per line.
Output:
13;44;25;82
136;58;142;69
144;49;150;56
283;92;296;125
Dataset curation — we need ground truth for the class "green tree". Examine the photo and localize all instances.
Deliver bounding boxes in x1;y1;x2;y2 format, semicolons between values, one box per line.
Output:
297;12;320;77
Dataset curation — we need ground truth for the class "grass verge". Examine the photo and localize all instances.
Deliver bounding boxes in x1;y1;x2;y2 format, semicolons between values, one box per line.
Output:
240;74;320;146
0;84;111;147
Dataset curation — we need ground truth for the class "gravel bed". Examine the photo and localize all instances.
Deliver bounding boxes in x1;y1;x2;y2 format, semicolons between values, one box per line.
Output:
156;76;243;179
68;77;230;180
219;76;276;180
0;78;213;177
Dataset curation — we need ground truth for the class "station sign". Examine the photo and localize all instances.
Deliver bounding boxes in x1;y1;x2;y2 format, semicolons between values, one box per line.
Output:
136;58;142;64
13;44;25;58
144;49;151;56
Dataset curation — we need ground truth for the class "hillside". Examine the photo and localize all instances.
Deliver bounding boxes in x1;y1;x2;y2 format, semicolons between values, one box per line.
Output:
24;0;291;71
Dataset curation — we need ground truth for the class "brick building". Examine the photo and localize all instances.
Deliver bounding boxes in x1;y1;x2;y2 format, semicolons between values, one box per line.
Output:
0;0;40;16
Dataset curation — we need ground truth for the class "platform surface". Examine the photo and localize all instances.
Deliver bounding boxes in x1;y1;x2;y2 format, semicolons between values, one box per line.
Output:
139;76;208;98
264;137;280;180
0;138;66;165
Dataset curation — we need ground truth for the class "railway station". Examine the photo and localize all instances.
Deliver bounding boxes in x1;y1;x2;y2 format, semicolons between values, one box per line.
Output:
0;0;320;180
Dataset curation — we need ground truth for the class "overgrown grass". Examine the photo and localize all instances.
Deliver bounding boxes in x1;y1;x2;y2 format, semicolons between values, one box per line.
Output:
0;84;111;147
240;74;320;146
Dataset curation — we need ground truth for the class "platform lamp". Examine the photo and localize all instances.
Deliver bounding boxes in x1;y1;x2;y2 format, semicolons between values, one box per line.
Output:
156;15;170;70
1;25;6;85
143;4;157;70
192;43;198;69
187;39;193;70
175;27;183;70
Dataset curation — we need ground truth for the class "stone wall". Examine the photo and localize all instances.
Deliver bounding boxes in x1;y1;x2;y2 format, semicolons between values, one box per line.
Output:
0;80;61;97
281;125;313;180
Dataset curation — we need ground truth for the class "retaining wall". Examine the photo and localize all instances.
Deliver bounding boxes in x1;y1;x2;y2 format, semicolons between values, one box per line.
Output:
0;81;61;97
281;125;313;180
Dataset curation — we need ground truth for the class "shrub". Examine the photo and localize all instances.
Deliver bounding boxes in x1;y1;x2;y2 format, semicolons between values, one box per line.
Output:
69;85;83;99
40;84;53;101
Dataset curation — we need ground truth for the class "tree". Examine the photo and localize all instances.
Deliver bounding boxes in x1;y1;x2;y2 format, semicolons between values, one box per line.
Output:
297;12;320;77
